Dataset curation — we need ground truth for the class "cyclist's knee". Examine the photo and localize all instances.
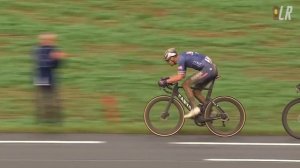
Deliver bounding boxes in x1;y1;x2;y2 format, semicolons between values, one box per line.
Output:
193;89;201;95
183;79;192;88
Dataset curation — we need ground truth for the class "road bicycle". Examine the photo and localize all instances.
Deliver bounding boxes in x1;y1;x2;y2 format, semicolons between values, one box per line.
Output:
144;76;246;137
282;84;300;139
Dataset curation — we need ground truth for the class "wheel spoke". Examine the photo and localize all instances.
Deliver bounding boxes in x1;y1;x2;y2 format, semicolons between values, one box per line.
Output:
144;96;184;137
205;96;246;137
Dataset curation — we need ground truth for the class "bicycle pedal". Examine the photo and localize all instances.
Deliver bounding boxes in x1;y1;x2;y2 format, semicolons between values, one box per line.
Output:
195;121;206;127
194;114;206;126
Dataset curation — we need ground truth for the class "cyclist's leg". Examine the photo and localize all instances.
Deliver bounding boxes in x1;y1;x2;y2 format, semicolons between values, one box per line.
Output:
193;83;210;114
183;71;207;118
182;74;199;109
193;74;210;105
193;89;205;104
193;65;218;106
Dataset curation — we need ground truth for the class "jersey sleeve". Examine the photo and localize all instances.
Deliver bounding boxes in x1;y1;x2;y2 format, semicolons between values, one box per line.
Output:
177;56;186;75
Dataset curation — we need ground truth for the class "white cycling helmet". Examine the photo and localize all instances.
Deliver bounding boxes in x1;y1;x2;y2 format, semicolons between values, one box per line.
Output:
164;48;177;61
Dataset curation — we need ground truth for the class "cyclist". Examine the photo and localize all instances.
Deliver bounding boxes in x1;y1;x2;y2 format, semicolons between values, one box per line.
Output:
158;48;218;119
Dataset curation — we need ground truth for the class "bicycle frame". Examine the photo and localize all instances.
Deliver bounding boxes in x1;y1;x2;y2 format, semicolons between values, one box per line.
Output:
145;77;246;137
163;79;216;112
160;78;228;122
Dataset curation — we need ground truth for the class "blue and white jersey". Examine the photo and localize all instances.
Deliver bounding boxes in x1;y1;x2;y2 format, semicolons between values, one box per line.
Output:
177;51;213;75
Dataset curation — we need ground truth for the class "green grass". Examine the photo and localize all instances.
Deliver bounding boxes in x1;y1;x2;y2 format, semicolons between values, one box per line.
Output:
0;0;299;134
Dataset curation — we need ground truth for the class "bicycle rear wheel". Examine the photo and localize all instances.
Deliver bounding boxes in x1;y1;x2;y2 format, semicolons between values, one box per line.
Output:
204;96;246;137
282;98;300;139
144;95;185;136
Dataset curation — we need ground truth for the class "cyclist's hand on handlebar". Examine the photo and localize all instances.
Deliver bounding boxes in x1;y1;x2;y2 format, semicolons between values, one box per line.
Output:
158;79;168;87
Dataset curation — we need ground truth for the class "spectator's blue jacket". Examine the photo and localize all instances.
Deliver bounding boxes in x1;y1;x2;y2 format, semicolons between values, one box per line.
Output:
33;45;60;86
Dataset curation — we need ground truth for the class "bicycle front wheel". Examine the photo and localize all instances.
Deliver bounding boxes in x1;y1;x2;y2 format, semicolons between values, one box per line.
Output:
204;96;246;137
144;95;185;137
282;98;300;139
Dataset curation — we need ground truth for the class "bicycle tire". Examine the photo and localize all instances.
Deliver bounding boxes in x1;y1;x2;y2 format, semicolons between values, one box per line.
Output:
282;98;300;139
144;95;185;137
204;96;246;137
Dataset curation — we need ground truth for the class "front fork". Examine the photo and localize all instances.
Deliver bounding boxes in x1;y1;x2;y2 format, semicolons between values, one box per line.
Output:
161;86;179;120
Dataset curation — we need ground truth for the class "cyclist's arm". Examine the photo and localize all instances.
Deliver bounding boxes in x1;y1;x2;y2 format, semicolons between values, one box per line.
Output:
166;55;186;83
166;73;185;84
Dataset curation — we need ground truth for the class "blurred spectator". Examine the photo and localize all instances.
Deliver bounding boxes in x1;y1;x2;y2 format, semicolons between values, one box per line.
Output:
32;33;66;123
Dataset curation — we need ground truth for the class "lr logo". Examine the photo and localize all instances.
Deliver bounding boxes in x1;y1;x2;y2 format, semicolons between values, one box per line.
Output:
273;6;293;20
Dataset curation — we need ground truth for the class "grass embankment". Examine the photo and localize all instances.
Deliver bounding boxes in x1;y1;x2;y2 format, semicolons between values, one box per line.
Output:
0;0;299;135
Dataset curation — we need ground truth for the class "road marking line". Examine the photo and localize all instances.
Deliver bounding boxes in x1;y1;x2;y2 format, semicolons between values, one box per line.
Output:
169;142;300;146
0;141;106;144
0;159;180;162
205;159;300;163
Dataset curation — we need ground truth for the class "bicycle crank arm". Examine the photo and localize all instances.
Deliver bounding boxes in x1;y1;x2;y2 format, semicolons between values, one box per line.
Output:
202;117;218;122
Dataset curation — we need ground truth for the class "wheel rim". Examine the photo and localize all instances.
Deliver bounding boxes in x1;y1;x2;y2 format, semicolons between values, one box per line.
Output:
144;96;184;136
205;97;246;137
283;101;300;139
